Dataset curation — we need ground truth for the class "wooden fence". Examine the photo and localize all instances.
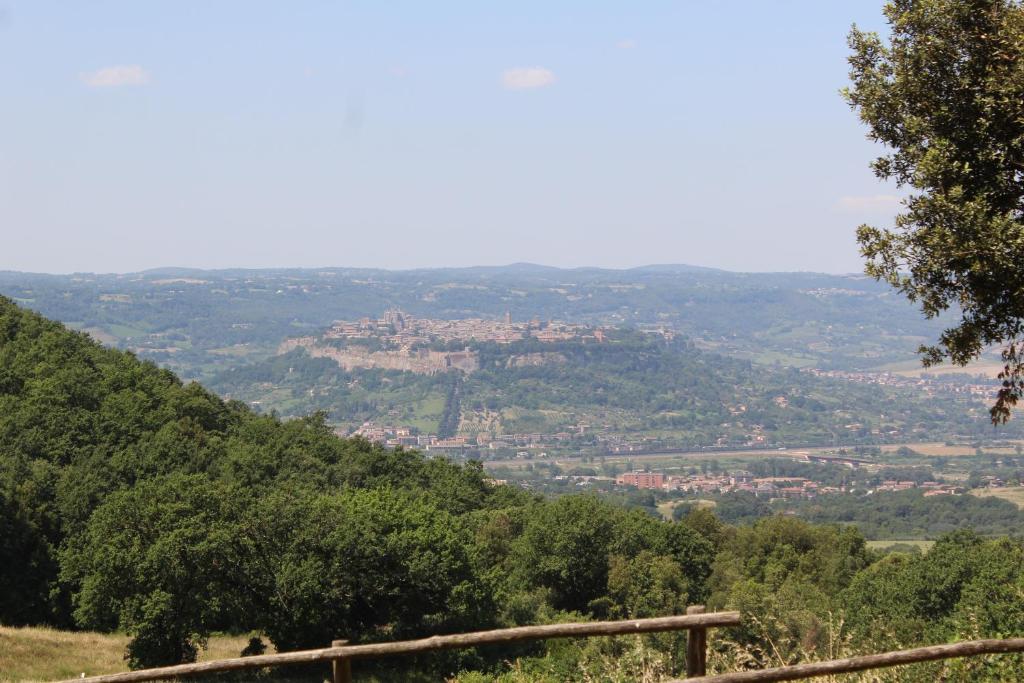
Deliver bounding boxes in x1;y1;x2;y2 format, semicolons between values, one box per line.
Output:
675;637;1024;682
57;607;738;683
53;610;1024;683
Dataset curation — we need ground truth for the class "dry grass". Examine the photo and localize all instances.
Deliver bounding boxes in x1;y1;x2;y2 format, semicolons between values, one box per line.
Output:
0;626;258;683
872;355;1007;378
865;539;935;552
655;498;716;520
487;441;1024;471
968;486;1024;510
878;441;1024;457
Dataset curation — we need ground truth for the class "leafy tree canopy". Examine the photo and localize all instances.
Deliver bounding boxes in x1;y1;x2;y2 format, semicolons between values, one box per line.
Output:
845;0;1024;421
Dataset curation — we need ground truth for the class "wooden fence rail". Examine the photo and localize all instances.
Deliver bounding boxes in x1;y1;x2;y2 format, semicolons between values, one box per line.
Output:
56;610;741;683
53;613;1024;683
674;637;1024;682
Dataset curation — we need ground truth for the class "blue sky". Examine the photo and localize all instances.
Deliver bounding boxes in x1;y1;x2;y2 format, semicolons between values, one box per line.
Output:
0;1;900;274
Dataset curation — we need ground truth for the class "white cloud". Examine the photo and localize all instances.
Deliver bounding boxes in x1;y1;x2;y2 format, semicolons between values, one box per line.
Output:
616;39;636;49
501;67;556;90
80;65;150;88
836;194;902;212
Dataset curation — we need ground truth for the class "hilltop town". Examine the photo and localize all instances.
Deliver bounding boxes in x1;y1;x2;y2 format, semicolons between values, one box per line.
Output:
278;309;613;375
322;308;610;346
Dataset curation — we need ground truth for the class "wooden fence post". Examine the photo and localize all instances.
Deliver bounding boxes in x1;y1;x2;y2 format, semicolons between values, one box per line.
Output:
331;639;352;683
686;605;707;677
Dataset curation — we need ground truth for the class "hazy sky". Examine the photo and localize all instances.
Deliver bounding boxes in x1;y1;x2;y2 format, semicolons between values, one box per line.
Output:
1;2;902;274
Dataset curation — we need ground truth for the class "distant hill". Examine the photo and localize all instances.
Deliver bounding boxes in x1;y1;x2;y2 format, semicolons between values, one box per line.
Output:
627;263;728;274
0;265;955;385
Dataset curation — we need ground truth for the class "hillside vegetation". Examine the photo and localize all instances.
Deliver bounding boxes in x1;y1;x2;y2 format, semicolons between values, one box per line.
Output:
3;296;1024;681
211;334;1011;448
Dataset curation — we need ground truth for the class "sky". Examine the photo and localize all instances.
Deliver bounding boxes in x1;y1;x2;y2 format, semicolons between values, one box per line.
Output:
0;1;902;274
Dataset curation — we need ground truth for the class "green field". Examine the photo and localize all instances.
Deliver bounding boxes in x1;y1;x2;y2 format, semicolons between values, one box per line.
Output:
106;323;149;338
406;392;446;434
207;344;260;357
749;350;818;368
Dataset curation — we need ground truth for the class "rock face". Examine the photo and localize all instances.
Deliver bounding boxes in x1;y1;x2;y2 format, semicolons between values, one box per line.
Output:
279;338;479;374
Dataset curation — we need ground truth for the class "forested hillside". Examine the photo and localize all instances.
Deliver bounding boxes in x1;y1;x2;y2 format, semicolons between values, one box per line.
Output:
3;295;1024;681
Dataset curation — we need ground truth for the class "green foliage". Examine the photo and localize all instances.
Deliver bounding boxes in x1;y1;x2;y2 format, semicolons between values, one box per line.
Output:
506;497;713;617
240;487;489;651
779;488;1024;538
846;0;1024;421
607;552;690;619
843;531;1024;671
60;474;245;667
0;475;57;626
708;517;872;664
509;496;619;613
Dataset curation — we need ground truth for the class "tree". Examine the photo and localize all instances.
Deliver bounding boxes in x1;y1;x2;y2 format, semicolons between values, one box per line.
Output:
0;476;57;626
60;474;247;668
243;488;488;652
509;496;617;613
845;0;1024;421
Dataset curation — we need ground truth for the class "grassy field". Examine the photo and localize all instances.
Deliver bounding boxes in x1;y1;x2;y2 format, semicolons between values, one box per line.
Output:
0;627;257;683
866;539;935;552
406;392;446;434
969;486;1024;509
749;350;818;368
485;440;1024;472
872;355;1006;378
876;442;1024;457
106;323;150;339
655;498;716;521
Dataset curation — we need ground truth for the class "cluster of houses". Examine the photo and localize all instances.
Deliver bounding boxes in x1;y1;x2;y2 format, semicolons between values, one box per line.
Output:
615;470;964;498
349;421;582;454
322;308;607;347
808;368;994;399
875;480;961;496
615;471;838;499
